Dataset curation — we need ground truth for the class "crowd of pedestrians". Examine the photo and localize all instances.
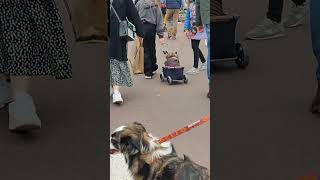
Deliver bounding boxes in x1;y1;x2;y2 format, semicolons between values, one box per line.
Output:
109;0;211;104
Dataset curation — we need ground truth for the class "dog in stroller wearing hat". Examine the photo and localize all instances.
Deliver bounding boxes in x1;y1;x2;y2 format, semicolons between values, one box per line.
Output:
160;50;188;85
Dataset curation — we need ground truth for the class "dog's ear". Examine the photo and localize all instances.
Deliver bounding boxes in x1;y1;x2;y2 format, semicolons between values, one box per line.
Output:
132;122;147;132
120;135;141;154
183;155;192;162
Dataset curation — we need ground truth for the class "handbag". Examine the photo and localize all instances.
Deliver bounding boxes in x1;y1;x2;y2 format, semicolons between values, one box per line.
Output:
110;0;136;41
129;37;144;74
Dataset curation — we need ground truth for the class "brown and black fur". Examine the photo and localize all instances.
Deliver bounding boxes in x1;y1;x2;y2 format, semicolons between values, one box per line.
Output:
164;52;180;67
110;122;210;180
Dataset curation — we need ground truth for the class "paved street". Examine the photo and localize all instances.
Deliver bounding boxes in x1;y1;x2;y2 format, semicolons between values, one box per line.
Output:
214;0;320;179
110;23;211;173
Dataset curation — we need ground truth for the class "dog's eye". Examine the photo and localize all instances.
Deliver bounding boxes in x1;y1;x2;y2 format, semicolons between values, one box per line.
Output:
120;136;131;145
111;132;117;138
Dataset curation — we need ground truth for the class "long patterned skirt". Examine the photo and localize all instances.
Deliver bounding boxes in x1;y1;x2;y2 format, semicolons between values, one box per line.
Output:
0;0;72;79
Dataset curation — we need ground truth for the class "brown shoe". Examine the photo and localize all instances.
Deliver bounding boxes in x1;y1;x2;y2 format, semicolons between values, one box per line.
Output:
311;79;320;113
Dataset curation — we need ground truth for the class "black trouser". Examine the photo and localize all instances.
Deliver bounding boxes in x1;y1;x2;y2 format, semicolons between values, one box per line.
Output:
267;0;305;22
191;39;206;68
143;23;158;75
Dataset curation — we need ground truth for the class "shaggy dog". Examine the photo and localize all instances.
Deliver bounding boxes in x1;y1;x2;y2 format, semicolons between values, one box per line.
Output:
110;122;210;180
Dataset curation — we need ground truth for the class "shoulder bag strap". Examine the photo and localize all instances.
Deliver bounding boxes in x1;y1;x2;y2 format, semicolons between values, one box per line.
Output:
110;0;122;23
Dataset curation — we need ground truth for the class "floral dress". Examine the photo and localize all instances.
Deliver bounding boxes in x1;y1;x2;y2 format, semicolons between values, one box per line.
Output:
0;0;72;79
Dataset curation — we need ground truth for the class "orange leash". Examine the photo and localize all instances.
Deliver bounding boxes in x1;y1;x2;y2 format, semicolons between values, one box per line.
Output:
158;116;210;144
110;116;210;154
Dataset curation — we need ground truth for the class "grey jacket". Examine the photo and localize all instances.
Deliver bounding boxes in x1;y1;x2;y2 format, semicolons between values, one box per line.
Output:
135;0;164;38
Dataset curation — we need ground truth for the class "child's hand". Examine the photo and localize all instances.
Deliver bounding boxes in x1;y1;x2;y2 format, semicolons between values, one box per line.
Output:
197;26;204;33
185;30;192;39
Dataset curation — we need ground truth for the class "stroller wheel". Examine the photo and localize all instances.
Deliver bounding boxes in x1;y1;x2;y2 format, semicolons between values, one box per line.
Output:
167;76;173;85
160;74;164;82
235;43;249;69
183;75;188;84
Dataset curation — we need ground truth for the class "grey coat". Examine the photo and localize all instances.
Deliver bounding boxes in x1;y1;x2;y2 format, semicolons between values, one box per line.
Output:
135;0;164;38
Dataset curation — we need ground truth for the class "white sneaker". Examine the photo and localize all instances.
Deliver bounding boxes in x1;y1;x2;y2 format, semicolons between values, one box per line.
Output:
112;91;123;104
199;62;207;71
283;1;308;28
186;67;200;75
9;92;41;131
0;75;13;109
144;75;152;79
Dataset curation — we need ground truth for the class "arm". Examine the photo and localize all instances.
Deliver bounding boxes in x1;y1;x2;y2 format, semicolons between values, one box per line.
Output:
126;0;144;37
195;0;202;26
156;6;164;38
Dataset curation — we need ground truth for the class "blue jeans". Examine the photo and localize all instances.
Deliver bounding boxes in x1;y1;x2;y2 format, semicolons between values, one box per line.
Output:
205;24;210;81
310;0;320;79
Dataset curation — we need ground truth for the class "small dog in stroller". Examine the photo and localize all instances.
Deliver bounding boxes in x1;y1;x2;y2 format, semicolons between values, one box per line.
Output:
160;51;188;85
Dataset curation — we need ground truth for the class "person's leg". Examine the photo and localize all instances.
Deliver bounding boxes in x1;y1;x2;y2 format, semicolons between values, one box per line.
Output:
150;25;158;73
246;0;285;40
143;23;155;78
171;9;180;38
267;0;284;23
198;47;207;71
0;74;13;109
310;0;320;112
283;0;308;28
292;0;306;6
9;76;41;131
199;48;206;63
112;85;120;93
191;39;200;68
165;9;174;38
187;39;201;75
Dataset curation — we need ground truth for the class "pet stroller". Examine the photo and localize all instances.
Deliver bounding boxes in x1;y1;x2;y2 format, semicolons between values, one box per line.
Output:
211;15;249;68
159;45;188;85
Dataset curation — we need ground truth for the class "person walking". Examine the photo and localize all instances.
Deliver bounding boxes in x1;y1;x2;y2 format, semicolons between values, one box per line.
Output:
195;0;210;98
110;0;144;104
0;1;72;132
184;0;207;75
310;0;320;113
160;0;167;31
165;0;182;39
246;0;308;40
136;0;165;79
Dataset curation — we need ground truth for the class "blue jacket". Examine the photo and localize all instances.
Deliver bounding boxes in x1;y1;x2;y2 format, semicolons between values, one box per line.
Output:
165;0;181;9
184;8;191;30
184;3;207;40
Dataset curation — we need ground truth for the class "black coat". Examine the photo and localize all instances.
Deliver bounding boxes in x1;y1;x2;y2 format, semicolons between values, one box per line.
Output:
110;0;144;61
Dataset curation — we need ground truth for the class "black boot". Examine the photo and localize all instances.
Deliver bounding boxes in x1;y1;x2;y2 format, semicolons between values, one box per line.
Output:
311;79;320;113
